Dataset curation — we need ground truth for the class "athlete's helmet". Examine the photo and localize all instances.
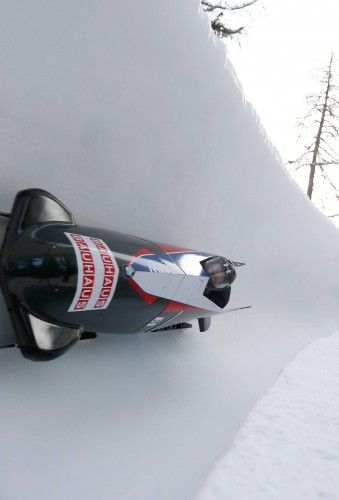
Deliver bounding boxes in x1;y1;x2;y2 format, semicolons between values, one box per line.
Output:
204;256;236;291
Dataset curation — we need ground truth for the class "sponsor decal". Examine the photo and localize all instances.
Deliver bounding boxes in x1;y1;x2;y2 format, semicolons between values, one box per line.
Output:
65;233;119;312
146;316;165;328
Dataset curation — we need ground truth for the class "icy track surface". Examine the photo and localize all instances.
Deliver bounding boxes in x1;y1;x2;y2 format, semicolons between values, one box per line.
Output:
198;331;339;500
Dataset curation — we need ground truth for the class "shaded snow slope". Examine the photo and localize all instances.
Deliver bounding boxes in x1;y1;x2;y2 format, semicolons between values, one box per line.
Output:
198;331;339;500
1;1;339;499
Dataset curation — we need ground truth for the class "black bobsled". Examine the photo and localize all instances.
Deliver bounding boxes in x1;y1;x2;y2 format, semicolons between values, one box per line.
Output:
0;189;246;361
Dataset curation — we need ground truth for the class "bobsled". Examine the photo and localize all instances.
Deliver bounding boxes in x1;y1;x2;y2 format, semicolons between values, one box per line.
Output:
0;189;246;361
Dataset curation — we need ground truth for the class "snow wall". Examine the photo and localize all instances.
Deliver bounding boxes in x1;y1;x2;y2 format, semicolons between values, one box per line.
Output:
198;331;339;500
0;1;339;499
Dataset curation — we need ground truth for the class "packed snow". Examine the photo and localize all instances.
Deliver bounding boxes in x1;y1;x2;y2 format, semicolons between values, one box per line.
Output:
198;331;339;500
1;1;339;499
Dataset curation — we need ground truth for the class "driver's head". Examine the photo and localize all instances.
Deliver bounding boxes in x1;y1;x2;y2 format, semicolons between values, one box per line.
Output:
225;260;236;284
205;257;236;291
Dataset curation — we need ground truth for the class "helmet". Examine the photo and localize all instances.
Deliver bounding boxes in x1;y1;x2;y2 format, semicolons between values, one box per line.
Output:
203;256;236;291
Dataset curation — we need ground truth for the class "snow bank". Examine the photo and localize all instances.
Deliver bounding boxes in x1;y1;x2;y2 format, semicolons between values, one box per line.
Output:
198;331;339;500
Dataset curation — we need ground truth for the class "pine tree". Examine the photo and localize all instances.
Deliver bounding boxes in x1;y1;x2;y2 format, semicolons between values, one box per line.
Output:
289;53;339;201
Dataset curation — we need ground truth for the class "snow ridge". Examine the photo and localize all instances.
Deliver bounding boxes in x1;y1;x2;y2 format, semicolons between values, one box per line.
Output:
197;331;339;500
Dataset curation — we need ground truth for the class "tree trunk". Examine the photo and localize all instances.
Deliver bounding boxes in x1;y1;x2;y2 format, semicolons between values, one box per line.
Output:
306;54;333;200
307;163;316;199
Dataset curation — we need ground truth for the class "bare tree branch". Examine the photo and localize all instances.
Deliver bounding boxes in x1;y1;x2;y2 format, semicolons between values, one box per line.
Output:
319;138;338;157
211;13;245;37
201;0;258;12
319;164;339;193
202;0;259;39
226;0;258;11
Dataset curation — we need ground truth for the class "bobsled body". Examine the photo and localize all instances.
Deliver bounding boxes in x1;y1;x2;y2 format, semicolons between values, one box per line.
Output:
0;189;242;361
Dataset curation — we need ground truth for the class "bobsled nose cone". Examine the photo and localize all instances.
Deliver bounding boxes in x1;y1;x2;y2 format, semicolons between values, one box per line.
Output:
231;261;245;267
